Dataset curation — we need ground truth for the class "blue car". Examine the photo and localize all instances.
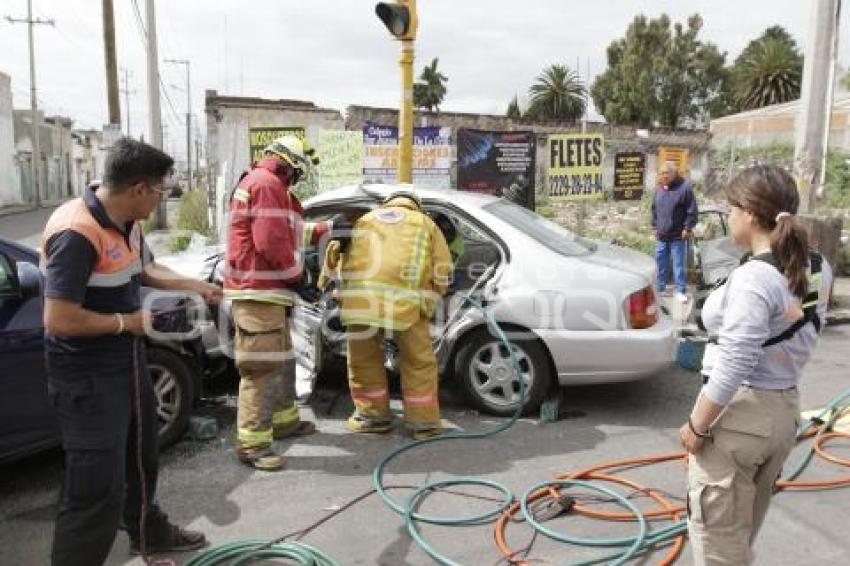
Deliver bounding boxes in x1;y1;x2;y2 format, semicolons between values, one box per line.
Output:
0;237;216;464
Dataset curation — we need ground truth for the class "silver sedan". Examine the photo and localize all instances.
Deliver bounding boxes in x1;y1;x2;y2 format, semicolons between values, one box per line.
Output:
291;184;677;415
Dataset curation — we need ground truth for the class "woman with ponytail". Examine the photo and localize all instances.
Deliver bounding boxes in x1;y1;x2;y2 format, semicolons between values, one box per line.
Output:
679;165;833;565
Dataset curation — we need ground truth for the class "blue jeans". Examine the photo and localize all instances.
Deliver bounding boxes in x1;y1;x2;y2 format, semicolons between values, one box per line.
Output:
655;239;687;294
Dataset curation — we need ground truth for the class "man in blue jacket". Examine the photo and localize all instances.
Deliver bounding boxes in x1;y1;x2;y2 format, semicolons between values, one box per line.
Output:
651;162;698;303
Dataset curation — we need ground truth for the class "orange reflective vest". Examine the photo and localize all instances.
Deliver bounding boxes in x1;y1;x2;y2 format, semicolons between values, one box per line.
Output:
41;197;143;294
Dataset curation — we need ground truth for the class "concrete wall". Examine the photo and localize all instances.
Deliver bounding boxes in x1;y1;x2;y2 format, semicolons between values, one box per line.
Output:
14;111;75;204
347;105;712;192
0;72;20;207
71;129;104;195
206;91;344;192
711;112;850;151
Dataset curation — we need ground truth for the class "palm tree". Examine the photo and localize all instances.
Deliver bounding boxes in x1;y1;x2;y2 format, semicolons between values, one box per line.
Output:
413;58;448;112
526;64;586;120
506;95;522;119
734;38;802;110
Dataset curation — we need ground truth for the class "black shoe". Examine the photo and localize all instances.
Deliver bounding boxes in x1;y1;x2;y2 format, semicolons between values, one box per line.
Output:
130;523;207;554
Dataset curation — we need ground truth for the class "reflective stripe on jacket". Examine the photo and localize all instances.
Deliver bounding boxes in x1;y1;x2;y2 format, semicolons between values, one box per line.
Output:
340;198;452;330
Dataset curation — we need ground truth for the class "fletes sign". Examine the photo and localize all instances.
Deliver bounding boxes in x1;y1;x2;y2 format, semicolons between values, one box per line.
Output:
547;134;604;201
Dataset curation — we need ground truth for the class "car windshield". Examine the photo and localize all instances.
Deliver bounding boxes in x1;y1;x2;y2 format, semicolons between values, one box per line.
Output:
483;199;595;256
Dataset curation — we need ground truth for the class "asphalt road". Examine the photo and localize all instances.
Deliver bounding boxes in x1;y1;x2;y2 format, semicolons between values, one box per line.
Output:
0;205;59;248
2;323;849;565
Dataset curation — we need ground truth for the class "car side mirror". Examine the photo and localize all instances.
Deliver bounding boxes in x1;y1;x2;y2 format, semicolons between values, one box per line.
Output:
17;261;43;299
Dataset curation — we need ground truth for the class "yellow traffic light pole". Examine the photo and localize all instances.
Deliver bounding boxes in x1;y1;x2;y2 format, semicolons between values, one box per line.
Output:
376;0;418;183
398;37;415;183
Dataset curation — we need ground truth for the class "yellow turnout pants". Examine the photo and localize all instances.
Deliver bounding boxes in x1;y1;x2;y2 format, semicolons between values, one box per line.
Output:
346;319;440;428
232;300;300;449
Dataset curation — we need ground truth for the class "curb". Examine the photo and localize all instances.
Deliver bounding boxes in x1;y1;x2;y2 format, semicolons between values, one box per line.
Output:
826;310;850;326
0;205;37;218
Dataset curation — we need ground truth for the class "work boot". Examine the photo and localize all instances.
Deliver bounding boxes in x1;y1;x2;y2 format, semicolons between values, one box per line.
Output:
408;424;444;441
410;426;446;440
273;419;317;440
237;445;285;471
129;522;207;554
346;414;393;434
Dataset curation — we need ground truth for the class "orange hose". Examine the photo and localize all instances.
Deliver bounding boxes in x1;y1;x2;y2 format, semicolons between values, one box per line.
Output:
494;454;688;565
777;428;850;490
493;417;850;563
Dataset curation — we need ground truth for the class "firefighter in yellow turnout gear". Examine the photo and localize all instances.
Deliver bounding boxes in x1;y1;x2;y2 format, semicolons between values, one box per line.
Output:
337;192;453;439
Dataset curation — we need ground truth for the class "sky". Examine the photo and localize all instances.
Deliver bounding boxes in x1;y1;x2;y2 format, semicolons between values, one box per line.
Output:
0;0;846;163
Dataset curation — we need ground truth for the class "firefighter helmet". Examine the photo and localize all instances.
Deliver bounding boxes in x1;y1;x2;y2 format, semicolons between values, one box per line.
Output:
263;135;320;178
383;190;422;210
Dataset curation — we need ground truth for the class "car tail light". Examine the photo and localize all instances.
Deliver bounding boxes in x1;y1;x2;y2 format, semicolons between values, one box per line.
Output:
627;286;658;329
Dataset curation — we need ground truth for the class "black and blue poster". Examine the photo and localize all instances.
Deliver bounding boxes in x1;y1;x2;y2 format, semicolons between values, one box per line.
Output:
457;129;536;209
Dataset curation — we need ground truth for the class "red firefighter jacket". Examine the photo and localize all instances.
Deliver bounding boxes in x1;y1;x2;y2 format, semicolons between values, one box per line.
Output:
224;156;328;305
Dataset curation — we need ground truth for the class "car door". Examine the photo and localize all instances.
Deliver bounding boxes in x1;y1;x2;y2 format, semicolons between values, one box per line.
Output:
0;251;58;463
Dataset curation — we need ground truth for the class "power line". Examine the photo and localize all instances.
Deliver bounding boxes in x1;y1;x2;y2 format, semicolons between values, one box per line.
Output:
129;0;147;40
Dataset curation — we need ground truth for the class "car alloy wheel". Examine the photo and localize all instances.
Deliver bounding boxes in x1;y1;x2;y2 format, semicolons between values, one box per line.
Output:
146;347;194;449
456;330;552;416
469;341;534;408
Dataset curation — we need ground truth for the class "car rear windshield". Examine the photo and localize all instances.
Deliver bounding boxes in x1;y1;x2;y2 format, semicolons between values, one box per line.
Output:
483;199;595;256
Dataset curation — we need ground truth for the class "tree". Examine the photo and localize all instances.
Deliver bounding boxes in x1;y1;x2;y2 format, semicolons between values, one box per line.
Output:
591;14;727;128
525;64;586;121
506;95;522;119
730;26;802;110
413;57;448;112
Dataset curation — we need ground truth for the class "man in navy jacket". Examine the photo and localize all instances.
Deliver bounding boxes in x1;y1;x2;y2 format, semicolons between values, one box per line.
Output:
651;162;698;303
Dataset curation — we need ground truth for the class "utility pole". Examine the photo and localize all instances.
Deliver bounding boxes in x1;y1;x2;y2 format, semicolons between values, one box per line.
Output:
5;1;54;207
794;0;841;213
102;0;120;128
144;0;165;227
164;58;191;190
119;68;136;137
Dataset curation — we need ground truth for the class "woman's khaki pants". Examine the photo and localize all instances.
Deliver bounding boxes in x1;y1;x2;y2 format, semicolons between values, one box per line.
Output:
688;386;799;565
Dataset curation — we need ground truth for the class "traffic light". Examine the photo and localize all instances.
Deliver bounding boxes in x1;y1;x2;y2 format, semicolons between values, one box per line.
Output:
375;0;417;40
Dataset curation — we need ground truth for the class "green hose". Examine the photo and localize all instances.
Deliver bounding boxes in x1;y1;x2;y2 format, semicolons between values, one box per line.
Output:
185;281;850;566
372;294;529;565
184;539;339;566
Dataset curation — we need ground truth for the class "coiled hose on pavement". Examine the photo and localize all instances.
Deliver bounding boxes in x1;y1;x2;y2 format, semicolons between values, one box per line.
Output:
185;292;850;565
186;290;528;565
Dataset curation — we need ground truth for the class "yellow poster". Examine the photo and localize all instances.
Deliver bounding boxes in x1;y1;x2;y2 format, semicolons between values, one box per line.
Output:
657;146;689;174
547;134;604;201
249;126;305;163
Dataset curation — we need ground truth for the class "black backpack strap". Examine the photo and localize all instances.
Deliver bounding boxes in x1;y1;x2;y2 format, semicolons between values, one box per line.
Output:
762;309;817;347
756;251;823;346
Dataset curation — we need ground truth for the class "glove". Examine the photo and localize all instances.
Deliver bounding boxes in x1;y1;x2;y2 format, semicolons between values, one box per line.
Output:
292;277;322;303
329;213;353;253
295;284;322;304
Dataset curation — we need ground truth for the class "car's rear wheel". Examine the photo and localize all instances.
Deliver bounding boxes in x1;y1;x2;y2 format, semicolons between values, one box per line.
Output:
455;329;552;416
147;347;194;449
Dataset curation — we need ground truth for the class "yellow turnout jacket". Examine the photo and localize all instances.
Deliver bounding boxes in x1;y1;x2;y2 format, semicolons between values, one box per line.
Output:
339;198;452;330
